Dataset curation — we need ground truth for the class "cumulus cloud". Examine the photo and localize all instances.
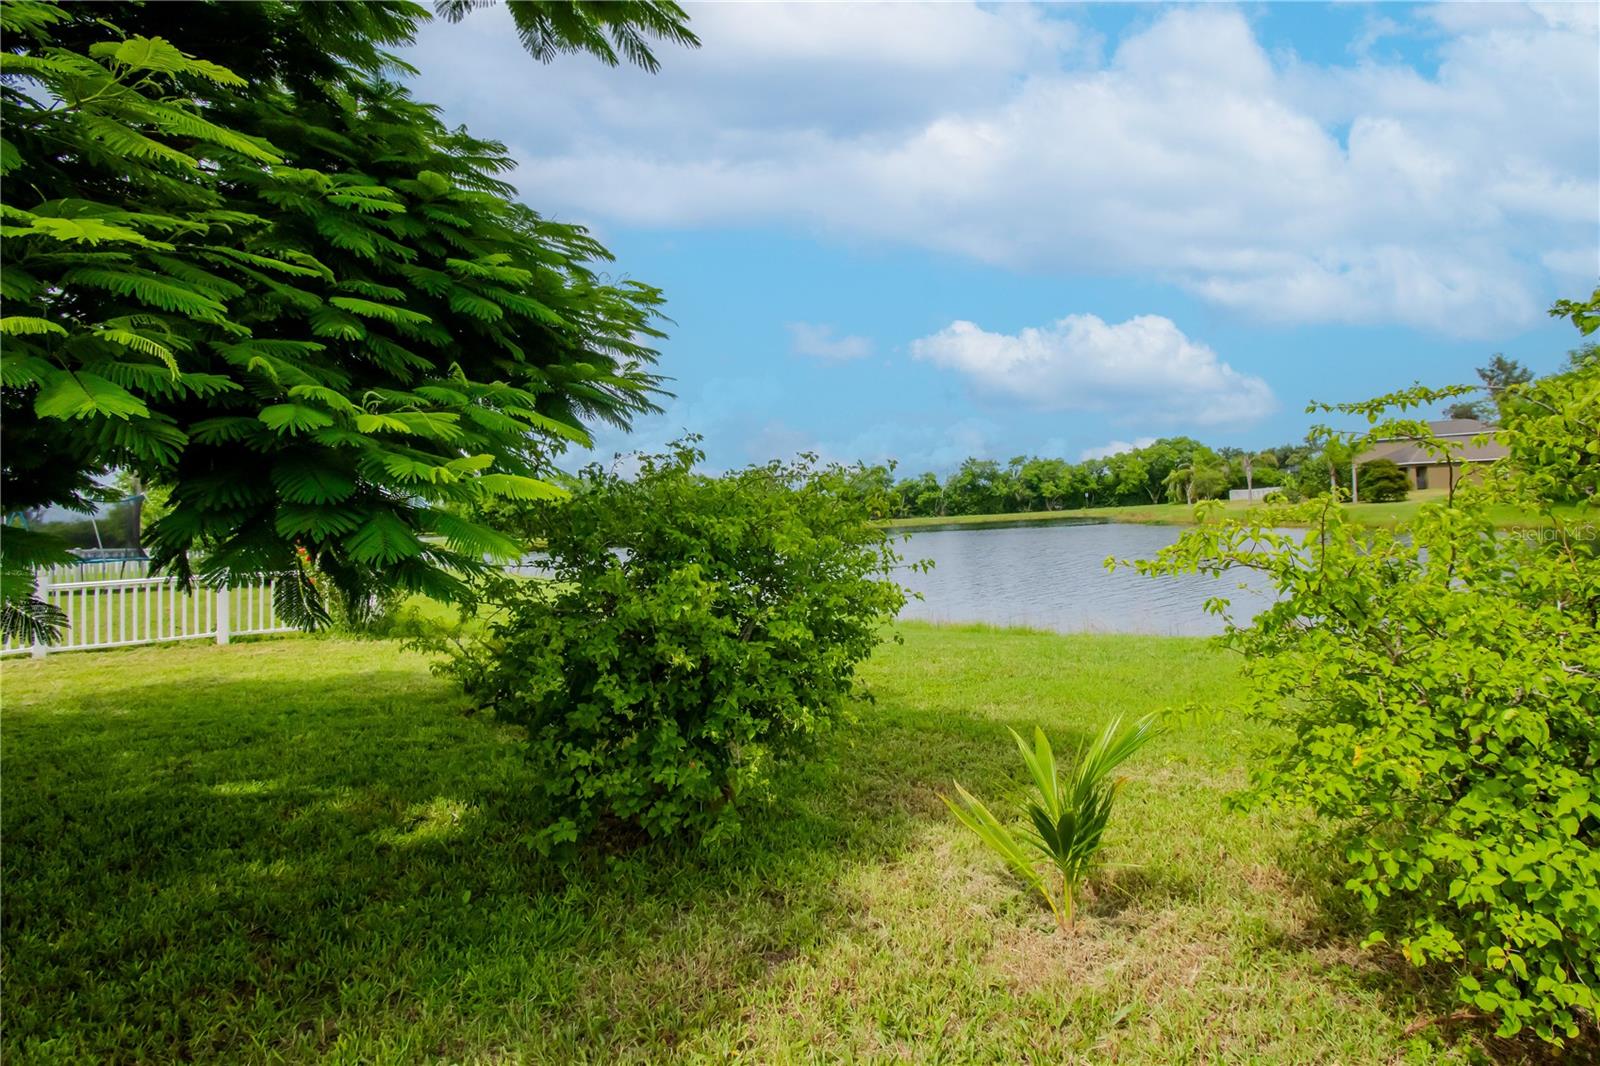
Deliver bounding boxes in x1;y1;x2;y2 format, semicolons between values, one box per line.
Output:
1080;437;1158;462
910;314;1275;426
787;322;872;360
411;3;1597;338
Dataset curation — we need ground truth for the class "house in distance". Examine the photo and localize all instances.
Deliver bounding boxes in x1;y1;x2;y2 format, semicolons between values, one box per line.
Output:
1357;418;1509;493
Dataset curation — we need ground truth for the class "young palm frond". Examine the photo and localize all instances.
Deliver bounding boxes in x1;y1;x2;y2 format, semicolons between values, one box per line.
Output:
943;714;1160;933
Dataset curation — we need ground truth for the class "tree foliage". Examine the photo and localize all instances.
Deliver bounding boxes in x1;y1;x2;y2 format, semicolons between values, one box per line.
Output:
424;441;912;851
435;0;698;73
1445;354;1535;422
1;0;690;632
1124;299;1600;1044
886;436;1302;518
1162;451;1231;505
1355;458;1409;502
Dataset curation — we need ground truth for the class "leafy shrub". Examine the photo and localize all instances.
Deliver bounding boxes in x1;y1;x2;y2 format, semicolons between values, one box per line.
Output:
1126;308;1599;1045
944;716;1159;932
1356;458;1410;502
1262;489;1290;505
430;440;910;851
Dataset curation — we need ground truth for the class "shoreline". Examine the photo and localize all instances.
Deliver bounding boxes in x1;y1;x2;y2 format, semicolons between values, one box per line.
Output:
880;491;1561;532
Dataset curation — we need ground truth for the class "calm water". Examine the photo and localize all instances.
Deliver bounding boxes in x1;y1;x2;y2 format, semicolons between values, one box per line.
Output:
892;521;1275;637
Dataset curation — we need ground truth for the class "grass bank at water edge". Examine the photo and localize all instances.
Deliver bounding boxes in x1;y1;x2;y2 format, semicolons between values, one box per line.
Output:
883;488;1566;532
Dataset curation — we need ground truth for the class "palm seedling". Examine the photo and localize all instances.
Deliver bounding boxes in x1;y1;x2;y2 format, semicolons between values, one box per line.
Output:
943;714;1160;933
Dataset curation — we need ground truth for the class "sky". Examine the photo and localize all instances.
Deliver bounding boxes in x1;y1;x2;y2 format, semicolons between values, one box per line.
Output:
407;2;1600;473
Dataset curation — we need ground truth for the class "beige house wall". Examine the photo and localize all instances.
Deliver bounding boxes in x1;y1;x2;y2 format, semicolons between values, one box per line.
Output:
1405;462;1490;491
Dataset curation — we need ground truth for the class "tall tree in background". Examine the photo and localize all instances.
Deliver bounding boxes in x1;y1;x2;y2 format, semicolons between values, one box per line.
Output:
1444;353;1534;421
0;0;697;640
1477;353;1534;399
1162;450;1229;505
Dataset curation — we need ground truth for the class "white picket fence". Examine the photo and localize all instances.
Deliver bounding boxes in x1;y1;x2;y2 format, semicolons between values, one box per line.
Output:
2;573;294;658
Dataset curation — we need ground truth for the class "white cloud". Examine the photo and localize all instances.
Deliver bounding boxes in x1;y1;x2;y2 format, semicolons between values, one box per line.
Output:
411;3;1598;338
910;313;1275;426
1542;246;1600;278
787;322;872;360
1080;437;1157;462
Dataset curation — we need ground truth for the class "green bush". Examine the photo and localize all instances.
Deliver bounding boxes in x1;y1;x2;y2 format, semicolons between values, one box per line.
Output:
432;441;910;851
1127;308;1599;1044
1356;458;1410;502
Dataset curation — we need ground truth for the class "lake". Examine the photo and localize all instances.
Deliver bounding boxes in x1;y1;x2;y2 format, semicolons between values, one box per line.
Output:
891;520;1276;636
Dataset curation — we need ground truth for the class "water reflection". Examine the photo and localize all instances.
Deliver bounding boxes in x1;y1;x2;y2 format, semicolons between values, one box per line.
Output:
892;521;1276;637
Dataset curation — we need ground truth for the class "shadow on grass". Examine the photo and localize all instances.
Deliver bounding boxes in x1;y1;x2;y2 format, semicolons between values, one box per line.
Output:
1083;862;1205;922
2;670;1045;1062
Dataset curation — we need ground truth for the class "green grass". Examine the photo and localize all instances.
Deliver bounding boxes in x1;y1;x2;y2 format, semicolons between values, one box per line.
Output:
2;626;1506;1063
883;488;1555;532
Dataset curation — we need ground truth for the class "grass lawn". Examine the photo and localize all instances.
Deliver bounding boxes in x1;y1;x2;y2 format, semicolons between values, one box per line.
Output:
882;488;1557;532
2;626;1505;1063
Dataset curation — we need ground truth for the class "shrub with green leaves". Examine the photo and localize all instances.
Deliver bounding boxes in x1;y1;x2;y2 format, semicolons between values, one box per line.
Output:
429;441;910;851
944;716;1159;932
1355;457;1409;502
1125;294;1599;1045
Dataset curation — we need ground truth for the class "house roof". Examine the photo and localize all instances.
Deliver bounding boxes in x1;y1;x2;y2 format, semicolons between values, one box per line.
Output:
1419;418;1498;438
1359;419;1508;467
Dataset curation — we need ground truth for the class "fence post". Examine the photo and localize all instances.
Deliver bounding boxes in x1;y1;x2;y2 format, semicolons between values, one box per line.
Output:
215;584;231;646
30;570;50;658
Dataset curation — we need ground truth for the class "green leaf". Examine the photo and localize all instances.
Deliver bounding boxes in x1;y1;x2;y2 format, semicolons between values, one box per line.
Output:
91;328;179;374
0;316;66;336
446;286;505;323
327;296;432;327
415;507;523;559
15;216;155;245
34;371;150;420
942;784;1061;923
259;403;336;435
476;474;567;501
354;412;413;435
272;461;357;504
384;411;462;441
345;510;422;564
190;416;263;444
287;384;358;414
96;36;185;73
91;36;249;87
309;307;366;341
416;170;451;197
61;267;228;320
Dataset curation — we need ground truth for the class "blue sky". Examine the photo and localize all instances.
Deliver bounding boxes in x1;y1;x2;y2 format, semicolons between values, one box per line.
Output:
407;2;1599;472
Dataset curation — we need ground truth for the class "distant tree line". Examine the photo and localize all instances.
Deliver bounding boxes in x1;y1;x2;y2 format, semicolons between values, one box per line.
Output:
868;349;1592;520
865;436;1341;519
